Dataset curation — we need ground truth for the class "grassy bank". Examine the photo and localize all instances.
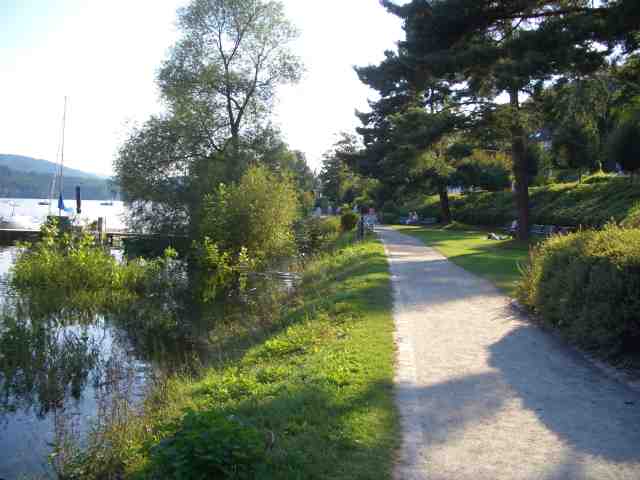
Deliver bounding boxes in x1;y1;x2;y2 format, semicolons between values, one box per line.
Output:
395;224;529;296
66;236;398;479
404;176;640;228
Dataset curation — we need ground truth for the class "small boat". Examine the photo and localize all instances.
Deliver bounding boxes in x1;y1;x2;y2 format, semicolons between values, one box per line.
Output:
100;190;117;206
38;201;50;206
0;215;39;230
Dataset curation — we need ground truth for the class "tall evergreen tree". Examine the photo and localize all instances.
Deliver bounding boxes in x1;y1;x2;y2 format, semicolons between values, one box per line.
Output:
351;51;466;223
382;0;640;238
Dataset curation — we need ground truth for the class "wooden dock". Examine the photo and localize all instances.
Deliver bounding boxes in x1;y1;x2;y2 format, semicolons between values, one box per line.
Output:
0;228;163;246
0;228;42;244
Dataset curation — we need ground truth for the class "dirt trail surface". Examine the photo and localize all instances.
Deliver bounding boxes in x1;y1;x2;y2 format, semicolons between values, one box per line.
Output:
378;226;640;480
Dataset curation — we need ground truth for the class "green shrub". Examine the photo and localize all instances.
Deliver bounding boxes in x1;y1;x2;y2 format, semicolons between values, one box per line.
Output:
294;217;340;256
122;235;189;259
10;220;184;313
340;211;359;231
191;238;253;302
379;212;398;224
11;221;122;311
151;410;265;480
380;200;409;224
201;166;299;266
552;122;600;172
517;225;640;358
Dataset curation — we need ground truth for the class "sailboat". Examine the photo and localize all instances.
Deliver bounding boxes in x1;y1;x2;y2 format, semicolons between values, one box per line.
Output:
0;200;38;229
37;100;72;209
38;176;56;206
49;97;74;219
100;190;117;206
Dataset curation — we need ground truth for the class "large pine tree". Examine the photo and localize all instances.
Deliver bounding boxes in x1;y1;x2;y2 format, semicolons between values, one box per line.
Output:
382;0;639;239
351;50;467;223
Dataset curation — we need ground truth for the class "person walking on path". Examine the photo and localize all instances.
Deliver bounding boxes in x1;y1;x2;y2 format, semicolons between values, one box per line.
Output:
378;226;640;480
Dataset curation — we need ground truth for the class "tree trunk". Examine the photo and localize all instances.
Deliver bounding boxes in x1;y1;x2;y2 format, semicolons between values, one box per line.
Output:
225;130;246;183
438;183;452;224
509;87;530;241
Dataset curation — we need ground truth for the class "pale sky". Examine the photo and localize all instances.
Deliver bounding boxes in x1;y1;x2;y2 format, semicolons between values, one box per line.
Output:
0;0;405;176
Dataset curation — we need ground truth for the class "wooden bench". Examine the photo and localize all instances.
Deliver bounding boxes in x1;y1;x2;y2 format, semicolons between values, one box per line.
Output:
505;222;576;238
418;217;438;226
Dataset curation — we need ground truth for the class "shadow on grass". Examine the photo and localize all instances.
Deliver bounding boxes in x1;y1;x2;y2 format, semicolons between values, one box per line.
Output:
135;379;397;480
202;247;391;371
123;239;398;480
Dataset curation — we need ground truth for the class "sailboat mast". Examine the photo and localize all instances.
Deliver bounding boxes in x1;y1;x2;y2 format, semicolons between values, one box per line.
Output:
58;96;67;216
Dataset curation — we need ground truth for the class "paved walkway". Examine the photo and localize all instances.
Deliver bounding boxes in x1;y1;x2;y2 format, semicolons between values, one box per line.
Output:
378;227;640;480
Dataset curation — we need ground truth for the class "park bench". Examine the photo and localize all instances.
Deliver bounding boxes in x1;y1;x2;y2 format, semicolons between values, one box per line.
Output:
531;224;551;236
504;221;577;238
398;216;437;226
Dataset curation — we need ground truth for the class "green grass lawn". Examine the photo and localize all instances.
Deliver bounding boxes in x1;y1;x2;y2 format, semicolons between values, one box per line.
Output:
71;237;398;479
394;224;531;296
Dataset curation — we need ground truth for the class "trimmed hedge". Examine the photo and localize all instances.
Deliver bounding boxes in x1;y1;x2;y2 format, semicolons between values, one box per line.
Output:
410;176;640;228
517;225;640;358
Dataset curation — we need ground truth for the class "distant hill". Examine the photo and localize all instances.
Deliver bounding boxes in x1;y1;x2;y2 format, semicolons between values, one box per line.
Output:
0;154;117;200
0;154;104;179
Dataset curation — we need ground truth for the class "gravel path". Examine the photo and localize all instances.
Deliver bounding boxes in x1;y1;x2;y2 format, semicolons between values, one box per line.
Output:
379;226;640;480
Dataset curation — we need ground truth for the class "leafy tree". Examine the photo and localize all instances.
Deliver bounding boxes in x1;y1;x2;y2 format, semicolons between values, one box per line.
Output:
607;113;640;177
534;70;625;173
386;108;464;223
249;129;317;211
612;54;640;118
319;134;364;207
454;150;512;192
382;0;640;238
160;0;302;164
116;0;303;235
551;122;599;178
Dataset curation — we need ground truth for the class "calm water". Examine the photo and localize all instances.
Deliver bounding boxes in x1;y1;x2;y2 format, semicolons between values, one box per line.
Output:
0;200;142;479
0;198;127;231
0;210;293;479
0;264;146;477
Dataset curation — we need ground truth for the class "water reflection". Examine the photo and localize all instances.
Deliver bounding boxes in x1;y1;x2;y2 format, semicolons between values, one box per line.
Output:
0;295;144;478
0;250;293;479
0;306;101;419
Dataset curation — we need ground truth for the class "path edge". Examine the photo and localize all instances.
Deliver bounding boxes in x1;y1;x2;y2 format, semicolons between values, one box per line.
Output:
510;299;640;394
379;232;428;480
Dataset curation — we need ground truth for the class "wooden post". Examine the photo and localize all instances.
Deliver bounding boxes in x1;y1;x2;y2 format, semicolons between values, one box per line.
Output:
97;217;105;245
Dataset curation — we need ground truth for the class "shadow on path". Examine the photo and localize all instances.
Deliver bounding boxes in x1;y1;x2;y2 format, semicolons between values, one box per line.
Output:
380;226;640;479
